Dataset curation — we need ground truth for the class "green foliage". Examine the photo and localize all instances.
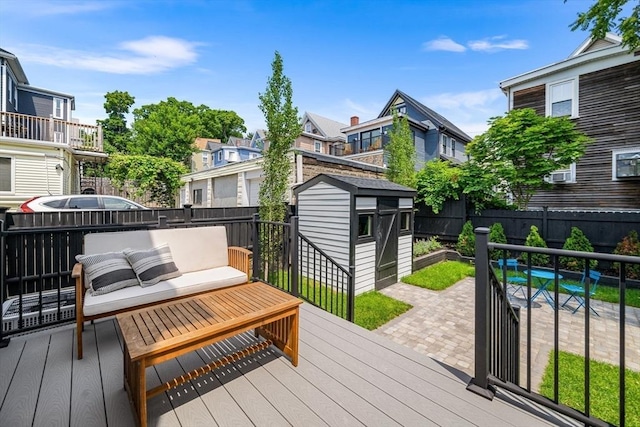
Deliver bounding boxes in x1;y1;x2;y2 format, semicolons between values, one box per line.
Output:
613;230;640;279
456;221;475;257
416;159;461;213
258;51;300;223
385;112;416;188
198;107;247;141
97;90;135;154
354;292;412;330
402;261;475;290
560;227;598;271
570;0;640;52
489;223;509;260
520;225;550;266
465;108;590;209
413;237;443;257
105;154;188;207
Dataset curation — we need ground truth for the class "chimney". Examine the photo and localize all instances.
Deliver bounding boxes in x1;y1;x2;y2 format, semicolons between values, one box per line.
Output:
350;116;359;126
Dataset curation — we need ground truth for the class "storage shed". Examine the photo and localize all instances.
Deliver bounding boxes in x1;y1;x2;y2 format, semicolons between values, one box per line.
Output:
294;173;416;294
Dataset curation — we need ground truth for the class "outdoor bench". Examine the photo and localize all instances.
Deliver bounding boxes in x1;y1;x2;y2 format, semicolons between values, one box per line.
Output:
72;225;251;359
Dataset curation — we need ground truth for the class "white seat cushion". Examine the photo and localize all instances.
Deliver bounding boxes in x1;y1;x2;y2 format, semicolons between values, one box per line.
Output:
83;266;247;317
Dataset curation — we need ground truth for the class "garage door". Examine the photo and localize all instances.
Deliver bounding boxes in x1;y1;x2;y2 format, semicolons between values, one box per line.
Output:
248;178;263;206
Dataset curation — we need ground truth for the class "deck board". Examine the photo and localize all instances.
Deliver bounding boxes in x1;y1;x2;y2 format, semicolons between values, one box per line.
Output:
0;302;580;427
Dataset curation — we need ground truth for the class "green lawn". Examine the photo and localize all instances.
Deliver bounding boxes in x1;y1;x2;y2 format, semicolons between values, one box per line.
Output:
539;351;640;427
402;260;475;290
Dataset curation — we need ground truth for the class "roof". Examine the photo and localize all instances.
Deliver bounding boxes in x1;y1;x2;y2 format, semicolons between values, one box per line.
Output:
228;136;252;147
294;172;416;198
380;90;471;142
0;48;28;84
302;112;348;139
194;137;222;150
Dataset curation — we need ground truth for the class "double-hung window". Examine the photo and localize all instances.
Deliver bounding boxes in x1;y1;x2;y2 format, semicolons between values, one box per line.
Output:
547;78;578;118
314;141;321;153
53;97;64;119
0;157;13;192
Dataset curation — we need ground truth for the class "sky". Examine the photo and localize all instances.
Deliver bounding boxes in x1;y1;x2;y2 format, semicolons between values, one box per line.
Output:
0;0;619;138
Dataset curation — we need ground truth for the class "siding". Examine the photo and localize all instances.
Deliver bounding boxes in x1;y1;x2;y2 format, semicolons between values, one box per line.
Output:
5;148;62;202
397;234;413;279
213;175;238;207
513;84;545;115
297;182;350;269
354;241;376;294
520;61;640;209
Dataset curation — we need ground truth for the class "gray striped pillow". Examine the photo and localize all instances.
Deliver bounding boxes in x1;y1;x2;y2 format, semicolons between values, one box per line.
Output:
124;244;181;287
75;251;140;295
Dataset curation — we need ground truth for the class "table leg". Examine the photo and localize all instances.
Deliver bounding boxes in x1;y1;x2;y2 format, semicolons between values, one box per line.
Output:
137;359;147;427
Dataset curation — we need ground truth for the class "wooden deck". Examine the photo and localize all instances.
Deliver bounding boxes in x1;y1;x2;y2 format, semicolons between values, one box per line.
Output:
0;303;578;427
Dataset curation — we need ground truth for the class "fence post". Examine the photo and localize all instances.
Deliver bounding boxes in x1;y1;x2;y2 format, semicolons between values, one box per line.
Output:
252;213;261;282
183;204;192;223
157;215;168;229
467;227;494;399
290;216;299;297
0;219;8;348
542;206;548;241
347;264;355;323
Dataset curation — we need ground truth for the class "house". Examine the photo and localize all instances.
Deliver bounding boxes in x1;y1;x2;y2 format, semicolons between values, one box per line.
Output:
500;33;640;210
298;112;348;155
180;149;385;208
339;89;471;169
0;48;106;210
191;137;222;172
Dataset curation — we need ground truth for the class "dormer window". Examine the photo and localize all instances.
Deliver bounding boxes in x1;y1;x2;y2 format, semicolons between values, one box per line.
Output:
53;98;64;119
216;151;223;162
305;123;312;133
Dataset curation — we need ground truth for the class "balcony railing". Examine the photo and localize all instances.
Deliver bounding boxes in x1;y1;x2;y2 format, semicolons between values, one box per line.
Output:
1;111;103;152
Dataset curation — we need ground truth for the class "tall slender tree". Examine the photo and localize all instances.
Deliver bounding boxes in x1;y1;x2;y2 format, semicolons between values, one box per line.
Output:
385;111;416;188
258;51;300;223
97;90;135;154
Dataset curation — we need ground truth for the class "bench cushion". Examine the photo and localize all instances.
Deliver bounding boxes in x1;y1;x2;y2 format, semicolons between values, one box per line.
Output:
124;244;182;287
75;251;140;295
83;266;248;317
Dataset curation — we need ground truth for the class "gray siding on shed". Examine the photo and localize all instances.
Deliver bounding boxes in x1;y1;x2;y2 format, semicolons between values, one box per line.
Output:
397;235;413;279
297;181;350;269
354;241;376;294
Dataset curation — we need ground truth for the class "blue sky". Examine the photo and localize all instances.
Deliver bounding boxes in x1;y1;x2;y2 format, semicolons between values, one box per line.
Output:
0;0;615;137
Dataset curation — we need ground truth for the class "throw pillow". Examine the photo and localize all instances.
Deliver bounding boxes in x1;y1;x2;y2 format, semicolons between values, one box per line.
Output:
124;244;182;287
75;251;140;295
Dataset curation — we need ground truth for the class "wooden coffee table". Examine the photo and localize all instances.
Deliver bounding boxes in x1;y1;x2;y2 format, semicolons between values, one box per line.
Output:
117;281;302;427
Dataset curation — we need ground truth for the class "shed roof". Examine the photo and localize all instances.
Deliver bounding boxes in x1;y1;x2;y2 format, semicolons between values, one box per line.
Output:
294;173;416;198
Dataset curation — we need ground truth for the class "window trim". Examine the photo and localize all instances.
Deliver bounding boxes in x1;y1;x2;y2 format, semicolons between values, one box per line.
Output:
0;156;15;193
53;97;64;119
612;147;640;181
546;77;579;118
399;210;412;235
357;212;375;242
192;188;203;205
314;141;322;153
216;150;223;162
304;123;312;133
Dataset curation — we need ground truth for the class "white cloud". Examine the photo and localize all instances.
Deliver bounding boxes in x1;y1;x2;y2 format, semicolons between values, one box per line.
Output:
468;36;529;52
422;37;467;53
18;1;119;16
15;37;200;75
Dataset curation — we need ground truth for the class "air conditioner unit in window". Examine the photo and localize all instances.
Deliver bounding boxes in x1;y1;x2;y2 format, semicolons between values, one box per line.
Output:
551;171;571;183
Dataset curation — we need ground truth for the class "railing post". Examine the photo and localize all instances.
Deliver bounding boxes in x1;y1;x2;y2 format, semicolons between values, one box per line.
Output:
0;219;9;348
347;264;355;323
48;115;54;142
157;215;168;229
290;216;299;297
252;213;261;282
467;227;494;399
183;204;192;223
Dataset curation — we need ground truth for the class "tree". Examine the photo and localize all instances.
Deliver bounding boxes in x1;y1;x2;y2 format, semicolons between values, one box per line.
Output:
198;107;247;142
106;154;188;207
97;90;135;154
258;51;300;223
385;112;416;187
570;0;640;51
465;108;590;209
416;159;462;213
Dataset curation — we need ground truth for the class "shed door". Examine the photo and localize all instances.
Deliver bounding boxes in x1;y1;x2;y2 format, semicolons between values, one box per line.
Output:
375;197;399;290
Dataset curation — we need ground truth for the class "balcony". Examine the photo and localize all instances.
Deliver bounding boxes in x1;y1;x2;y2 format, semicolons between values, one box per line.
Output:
1;111;103;153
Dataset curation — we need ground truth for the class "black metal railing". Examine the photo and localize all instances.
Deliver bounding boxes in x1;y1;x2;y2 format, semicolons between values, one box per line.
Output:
469;227;640;427
251;215;355;322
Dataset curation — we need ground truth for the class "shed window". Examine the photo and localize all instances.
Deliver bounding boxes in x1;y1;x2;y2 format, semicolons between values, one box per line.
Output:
0;157;12;192
192;189;203;205
400;212;411;231
358;214;373;238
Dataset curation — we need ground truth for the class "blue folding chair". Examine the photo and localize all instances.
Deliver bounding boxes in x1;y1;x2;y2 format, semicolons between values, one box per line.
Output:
497;258;527;299
560;270;601;316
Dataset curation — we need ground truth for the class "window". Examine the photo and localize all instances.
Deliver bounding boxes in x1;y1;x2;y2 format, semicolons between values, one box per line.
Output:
358;214;373;238
314;141;322;153
612;148;640;180
441;134;450;155
547;79;577;118
400;212;411;231
451;139;456;158
0;157;12;192
304;123;312;132
192;189;203;205
102;197;140;210
361;129;381;151
546;163;576;184
68;197;100;209
249;153;259;159
202;152;208;167
216;151;223;162
53;98;64;119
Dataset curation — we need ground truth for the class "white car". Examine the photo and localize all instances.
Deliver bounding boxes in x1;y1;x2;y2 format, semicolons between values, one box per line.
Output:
19;195;148;212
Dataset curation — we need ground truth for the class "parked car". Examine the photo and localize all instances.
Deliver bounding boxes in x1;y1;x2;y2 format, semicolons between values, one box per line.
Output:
19;195;148;212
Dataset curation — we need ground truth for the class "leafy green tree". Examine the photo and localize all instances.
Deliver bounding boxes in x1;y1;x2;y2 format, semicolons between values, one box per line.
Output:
106;154;187;207
520;225;550;267
560;227;598;271
199;107;246;142
416;159;462;213
385;112;416;188
97;90;135;154
258;51;300;223
456;220;476;257
489;223;509;260
465;108;590;210
570;0;640;51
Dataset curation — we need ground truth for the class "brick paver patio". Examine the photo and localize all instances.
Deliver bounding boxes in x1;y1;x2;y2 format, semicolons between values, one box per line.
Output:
376;278;640;391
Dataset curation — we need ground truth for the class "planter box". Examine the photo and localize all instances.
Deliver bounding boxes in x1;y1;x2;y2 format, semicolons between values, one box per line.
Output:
413;249;461;271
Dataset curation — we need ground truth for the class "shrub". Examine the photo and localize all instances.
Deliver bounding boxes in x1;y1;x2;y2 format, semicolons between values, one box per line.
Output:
413;236;443;257
560;227;598;271
489;222;509;260
456;221;475;257
520;225;550;267
613;230;640;279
